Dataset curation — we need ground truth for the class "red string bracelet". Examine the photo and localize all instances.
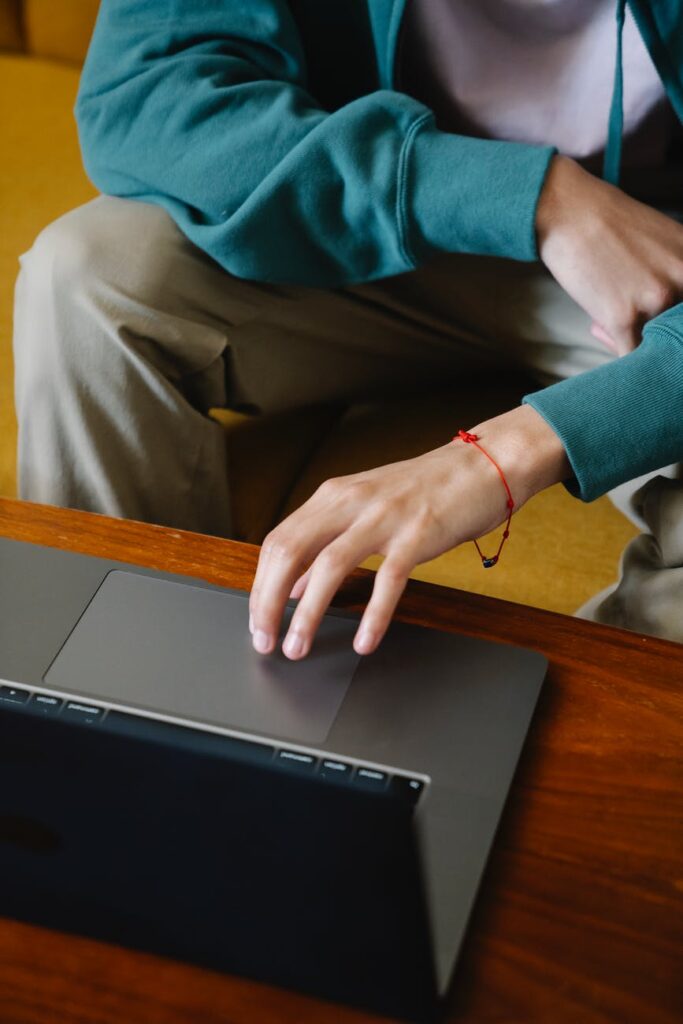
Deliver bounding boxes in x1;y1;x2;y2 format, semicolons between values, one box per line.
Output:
453;429;515;568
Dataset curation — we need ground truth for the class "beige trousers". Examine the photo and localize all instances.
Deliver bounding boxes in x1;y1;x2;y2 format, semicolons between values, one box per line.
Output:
13;196;683;641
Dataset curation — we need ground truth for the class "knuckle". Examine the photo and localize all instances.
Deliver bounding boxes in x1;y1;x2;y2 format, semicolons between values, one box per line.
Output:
317;546;346;574
316;476;344;500
317;474;377;512
643;281;676;315
411;506;437;535
260;531;278;556
381;560;409;586
396;526;420;550
369;496;393;520
347;483;373;510
266;536;295;564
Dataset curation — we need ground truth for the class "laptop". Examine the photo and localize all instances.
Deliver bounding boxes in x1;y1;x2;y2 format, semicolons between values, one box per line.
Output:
0;537;547;1021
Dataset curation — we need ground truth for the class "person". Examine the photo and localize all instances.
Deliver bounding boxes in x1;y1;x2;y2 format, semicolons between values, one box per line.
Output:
13;0;683;658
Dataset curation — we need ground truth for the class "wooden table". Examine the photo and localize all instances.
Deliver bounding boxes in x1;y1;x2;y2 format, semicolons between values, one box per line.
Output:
0;497;681;1024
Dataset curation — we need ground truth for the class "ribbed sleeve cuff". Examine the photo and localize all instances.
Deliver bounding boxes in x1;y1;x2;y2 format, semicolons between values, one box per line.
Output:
404;119;556;263
522;321;683;502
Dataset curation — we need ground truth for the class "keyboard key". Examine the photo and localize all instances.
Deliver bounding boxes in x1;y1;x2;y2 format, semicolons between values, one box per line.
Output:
29;693;63;717
0;685;30;705
276;749;317;772
61;701;105;725
318;758;352;782
391;775;425;804
353;767;388;791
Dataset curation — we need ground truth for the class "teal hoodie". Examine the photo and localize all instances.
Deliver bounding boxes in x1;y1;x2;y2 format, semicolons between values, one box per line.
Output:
76;0;683;501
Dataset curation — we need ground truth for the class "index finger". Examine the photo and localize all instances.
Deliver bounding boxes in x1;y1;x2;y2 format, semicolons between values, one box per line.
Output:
249;512;345;654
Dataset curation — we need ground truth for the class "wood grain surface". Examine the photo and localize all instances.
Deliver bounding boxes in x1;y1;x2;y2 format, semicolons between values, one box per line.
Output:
0;498;681;1024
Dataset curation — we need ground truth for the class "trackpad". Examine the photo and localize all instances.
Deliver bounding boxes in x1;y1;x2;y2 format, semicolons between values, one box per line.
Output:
44;570;360;744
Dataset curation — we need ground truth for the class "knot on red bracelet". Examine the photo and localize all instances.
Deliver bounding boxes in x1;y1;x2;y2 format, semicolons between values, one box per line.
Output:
456;430;479;444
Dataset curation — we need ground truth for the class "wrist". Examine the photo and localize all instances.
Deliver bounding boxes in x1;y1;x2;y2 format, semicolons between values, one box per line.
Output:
535;155;590;254
467;404;572;506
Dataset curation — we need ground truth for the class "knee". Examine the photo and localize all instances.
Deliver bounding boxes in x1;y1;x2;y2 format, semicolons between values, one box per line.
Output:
21;202;102;299
20;198;143;304
13;203;110;387
15;198;186;383
19;196;177;313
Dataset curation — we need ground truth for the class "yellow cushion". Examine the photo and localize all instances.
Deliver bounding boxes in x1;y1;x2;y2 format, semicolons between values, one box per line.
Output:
282;392;639;616
23;0;99;64
0;55;97;497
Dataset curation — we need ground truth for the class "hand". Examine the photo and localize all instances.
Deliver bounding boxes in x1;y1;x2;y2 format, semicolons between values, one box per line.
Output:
249;405;571;659
536;156;683;355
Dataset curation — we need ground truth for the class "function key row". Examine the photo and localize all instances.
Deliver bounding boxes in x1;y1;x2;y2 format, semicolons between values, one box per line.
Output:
275;747;425;802
1;686;426;803
0;685;104;724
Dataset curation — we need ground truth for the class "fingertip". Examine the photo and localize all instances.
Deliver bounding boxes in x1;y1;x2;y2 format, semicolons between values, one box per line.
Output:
283;631;309;660
354;626;378;656
252;629;275;655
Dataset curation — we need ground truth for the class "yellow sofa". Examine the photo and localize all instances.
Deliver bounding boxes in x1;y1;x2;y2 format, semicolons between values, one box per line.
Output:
0;0;638;614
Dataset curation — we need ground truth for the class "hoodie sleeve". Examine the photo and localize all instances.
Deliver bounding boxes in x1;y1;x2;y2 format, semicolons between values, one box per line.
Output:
522;304;683;501
75;0;555;287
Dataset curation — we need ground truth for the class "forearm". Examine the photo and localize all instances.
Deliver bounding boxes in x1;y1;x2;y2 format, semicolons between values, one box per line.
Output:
523;154;683;502
77;0;556;287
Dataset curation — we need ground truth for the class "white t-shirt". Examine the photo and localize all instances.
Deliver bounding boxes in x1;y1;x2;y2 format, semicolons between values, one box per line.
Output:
400;0;681;207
